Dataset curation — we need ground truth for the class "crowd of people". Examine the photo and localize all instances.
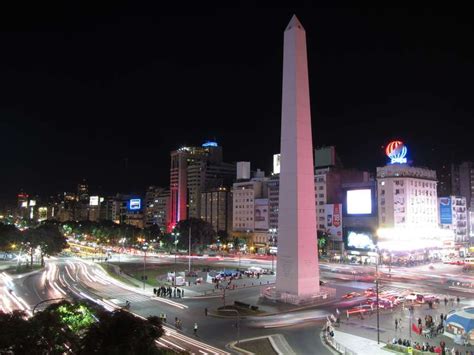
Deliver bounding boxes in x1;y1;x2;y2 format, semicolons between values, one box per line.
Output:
153;286;184;298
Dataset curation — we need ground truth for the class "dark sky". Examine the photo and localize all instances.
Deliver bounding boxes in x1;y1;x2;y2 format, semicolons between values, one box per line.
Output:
1;3;473;202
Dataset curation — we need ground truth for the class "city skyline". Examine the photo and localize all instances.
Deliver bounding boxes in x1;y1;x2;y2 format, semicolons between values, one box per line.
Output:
1;4;473;200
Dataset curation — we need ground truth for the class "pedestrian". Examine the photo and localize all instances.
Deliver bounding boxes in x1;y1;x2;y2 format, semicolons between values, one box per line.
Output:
204;307;208;316
456;296;460;305
173;287;176;298
194;322;198;336
163;313;167;323
395;319;398;330
153;288;157;295
177;288;181;298
181;289;184;297
444;297;448;307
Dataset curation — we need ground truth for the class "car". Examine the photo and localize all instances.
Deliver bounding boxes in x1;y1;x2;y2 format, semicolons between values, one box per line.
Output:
342;292;361;299
366;298;394;309
346;304;373;317
405;293;425;303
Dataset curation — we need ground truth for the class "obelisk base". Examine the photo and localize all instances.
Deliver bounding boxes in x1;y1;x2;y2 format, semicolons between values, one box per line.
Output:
262;286;336;306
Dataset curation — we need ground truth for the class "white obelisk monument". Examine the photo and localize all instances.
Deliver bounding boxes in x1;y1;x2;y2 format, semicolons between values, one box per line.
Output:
275;15;320;298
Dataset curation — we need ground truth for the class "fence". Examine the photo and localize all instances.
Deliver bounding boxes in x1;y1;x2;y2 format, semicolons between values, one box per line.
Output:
322;331;357;355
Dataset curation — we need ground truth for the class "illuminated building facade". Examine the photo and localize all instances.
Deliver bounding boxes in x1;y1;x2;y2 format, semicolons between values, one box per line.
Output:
439;196;469;243
144;186;170;229
377;164;438;229
200;187;232;235
168;142;235;231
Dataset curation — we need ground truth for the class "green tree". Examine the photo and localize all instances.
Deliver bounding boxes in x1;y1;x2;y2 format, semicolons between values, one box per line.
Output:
24;224;68;266
317;230;329;256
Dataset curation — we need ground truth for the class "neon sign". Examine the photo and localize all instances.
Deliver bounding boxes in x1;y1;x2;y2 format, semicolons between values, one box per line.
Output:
128;199;141;211
202;141;218;147
386;140;408;164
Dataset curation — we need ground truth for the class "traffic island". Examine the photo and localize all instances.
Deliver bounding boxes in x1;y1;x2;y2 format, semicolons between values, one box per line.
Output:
228;334;295;355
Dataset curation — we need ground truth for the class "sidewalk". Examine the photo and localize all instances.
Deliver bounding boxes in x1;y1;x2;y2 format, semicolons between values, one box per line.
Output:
328;330;392;355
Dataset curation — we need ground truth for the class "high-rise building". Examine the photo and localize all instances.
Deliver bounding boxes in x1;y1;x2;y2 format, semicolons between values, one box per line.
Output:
451;162;474;210
144;186;170;230
200;186;232;235
437;163;452;197
168;141;235;231
439;196;468;243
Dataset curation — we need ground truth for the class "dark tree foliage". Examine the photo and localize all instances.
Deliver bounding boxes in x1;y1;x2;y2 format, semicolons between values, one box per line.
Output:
80;309;164;354
175;218;217;251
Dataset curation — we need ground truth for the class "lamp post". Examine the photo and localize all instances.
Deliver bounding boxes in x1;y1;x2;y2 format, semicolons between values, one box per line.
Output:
375;247;380;344
268;228;277;274
142;242;148;290
188;225;192;274
220;309;240;345
171;230;180;286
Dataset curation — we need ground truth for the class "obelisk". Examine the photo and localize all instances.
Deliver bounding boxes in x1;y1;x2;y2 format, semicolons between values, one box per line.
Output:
275;15;320;298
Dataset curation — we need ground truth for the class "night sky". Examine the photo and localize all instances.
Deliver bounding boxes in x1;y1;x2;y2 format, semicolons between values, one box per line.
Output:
1;4;473;202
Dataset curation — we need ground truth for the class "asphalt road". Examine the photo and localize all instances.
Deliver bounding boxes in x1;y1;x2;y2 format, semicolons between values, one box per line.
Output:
2;255;473;354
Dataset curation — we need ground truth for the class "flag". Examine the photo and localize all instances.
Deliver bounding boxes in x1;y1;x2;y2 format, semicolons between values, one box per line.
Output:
412;323;419;334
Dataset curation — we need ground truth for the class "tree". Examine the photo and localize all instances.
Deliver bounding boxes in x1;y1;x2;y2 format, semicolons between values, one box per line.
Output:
317;230;329;256
24;224;68;266
0;223;21;251
0;310;30;354
80;309;164;354
175;218;217;252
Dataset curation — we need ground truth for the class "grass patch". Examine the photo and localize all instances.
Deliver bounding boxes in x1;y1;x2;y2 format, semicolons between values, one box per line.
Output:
101;264;140;288
4;264;43;275
217;305;264;316
109;262;238;287
236;338;277;355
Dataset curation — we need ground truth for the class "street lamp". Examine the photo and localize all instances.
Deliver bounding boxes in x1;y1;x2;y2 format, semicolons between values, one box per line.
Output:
220;308;240;345
142;242;148;290
375;247;380;344
268;228;277;274
171;230;180;286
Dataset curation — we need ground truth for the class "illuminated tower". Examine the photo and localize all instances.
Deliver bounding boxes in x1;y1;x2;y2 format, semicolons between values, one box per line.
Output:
275;15;320;297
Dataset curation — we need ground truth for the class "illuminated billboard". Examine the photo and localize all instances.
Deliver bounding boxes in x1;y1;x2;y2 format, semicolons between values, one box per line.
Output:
326;204;342;240
89;196;99;206
346;189;372;215
345;228;376;250
128;198;141;211
29;200;36;207
439;197;452;225
386;140;408;164
273;154;281;175
254;198;269;230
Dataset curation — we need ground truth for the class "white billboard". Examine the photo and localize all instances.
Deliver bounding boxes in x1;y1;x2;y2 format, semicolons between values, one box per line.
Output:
326;204;342;240
347;189;372;215
254;198;269;230
89;196;99;206
273;154;281;175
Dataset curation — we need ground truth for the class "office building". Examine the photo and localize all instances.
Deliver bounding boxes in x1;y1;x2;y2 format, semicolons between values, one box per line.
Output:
168;141;235;230
200;186;232;235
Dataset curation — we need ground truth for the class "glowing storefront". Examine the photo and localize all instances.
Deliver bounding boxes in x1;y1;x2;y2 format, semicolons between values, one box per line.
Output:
376;140;454;254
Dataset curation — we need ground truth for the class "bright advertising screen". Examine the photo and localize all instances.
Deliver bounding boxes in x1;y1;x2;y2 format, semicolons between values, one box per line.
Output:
128;199;141;211
89;196;99;206
346;189;372;215
347;230;375;250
